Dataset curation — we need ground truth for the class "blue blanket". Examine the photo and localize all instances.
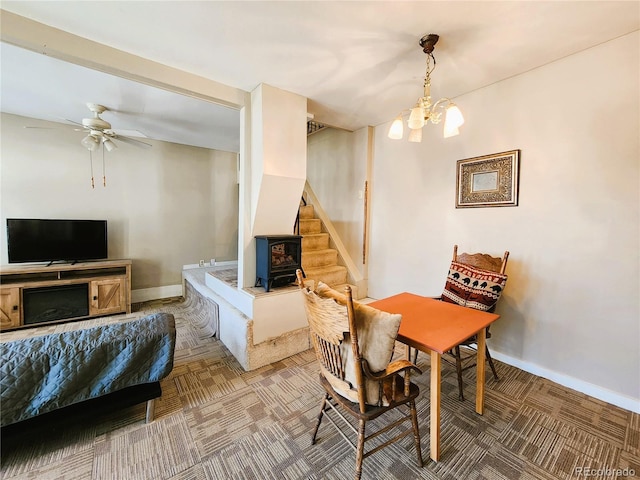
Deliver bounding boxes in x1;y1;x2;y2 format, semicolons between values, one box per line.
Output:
0;312;176;426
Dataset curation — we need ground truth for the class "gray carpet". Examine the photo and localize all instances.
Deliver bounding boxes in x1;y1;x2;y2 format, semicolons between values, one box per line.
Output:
1;293;638;480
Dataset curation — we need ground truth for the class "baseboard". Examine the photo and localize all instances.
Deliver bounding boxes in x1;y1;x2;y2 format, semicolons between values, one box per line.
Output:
131;285;183;304
491;350;640;414
133;262;238;303
182;260;238;270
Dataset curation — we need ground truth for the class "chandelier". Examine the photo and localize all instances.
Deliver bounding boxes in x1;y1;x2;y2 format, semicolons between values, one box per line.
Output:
388;34;464;142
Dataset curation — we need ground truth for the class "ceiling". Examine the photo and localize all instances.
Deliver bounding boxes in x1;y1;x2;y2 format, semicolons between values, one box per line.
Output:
1;2;638;153
0;42;242;152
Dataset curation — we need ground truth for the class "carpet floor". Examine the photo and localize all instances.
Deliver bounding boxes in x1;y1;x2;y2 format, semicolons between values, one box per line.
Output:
1;296;638;480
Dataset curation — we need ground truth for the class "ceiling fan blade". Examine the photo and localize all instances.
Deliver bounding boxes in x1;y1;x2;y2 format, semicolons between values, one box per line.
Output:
60;117;86;127
24;120;83;131
109;128;147;138
111;134;152;148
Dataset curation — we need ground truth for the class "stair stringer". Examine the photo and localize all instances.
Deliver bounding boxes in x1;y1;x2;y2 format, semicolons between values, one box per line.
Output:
303;181;367;299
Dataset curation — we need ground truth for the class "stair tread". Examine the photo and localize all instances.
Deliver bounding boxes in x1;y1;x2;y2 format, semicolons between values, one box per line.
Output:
299;224;322;234
302;248;336;255
302;232;329;238
301;232;330;250
299;205;315;219
304;265;347;274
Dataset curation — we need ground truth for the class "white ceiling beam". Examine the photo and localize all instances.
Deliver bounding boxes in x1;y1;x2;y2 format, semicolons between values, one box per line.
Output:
0;10;248;111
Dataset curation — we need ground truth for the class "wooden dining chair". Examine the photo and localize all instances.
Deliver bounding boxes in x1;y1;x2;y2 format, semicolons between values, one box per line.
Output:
296;269;423;480
416;245;509;401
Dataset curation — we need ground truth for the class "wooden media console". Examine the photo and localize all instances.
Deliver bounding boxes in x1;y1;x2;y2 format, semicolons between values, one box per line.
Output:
0;259;131;331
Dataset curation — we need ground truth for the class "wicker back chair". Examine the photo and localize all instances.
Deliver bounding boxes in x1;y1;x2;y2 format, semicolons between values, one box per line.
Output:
296;270;423;480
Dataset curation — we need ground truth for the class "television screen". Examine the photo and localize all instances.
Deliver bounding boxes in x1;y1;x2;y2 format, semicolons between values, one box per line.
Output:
7;219;108;264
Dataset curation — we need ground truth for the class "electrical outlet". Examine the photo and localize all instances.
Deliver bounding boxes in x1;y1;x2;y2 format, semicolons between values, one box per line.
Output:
199;260;205;267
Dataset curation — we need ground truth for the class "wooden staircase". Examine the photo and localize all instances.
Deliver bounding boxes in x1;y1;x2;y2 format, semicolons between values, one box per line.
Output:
298;204;357;296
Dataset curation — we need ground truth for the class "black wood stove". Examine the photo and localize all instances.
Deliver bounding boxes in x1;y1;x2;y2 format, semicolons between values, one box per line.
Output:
255;234;303;292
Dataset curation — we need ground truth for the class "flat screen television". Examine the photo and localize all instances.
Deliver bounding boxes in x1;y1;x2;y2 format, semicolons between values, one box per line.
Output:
7;219;108;264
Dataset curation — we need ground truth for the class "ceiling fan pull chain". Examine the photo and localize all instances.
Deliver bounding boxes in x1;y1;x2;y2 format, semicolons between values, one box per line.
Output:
89;150;95;189
102;144;107;187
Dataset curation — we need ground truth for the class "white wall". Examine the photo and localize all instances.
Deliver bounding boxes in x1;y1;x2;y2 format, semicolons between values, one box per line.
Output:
239;84;307;289
307;126;369;276
0;113;239;291
368;32;639;410
249;84;307;236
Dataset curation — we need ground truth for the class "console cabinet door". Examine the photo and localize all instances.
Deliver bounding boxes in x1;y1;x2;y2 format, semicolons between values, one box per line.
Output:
90;278;126;316
0;287;21;330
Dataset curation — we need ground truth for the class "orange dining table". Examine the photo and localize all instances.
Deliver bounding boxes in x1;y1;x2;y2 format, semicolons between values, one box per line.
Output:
369;292;500;462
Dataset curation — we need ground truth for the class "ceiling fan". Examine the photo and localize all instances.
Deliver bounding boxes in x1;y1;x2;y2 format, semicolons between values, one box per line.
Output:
41;103;152;188
24;103;152;188
67;103;152;152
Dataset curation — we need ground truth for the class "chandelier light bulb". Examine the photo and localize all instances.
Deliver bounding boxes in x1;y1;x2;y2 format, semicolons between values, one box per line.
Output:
445;104;464;128
388;116;404;139
407;106;425;130
408;128;423;143
443;104;464;138
443;127;459;139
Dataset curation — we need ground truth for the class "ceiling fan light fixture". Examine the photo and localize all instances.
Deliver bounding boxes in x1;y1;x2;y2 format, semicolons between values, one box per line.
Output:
102;137;117;152
81;134;100;151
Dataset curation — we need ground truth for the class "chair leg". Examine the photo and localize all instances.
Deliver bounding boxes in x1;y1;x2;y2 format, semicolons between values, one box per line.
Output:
409;401;423;467
413;347;418;365
312;394;329;445
355;419;366;480
486;345;499;381
454;346;465;401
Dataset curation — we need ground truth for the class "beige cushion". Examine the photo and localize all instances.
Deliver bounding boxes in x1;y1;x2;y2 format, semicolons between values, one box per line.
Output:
312;282;401;406
315;281;348;304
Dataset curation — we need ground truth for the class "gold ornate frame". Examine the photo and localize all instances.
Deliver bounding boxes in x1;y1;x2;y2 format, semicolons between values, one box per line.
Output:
456;150;520;208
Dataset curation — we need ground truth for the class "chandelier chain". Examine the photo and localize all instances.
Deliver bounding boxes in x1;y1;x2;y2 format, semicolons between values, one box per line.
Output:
423;53;436;100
